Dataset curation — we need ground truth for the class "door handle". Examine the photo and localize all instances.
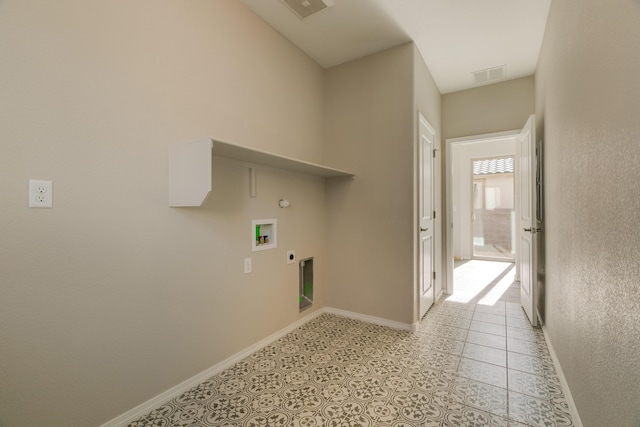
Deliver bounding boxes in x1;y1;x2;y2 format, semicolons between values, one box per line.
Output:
420;227;429;232
523;227;543;234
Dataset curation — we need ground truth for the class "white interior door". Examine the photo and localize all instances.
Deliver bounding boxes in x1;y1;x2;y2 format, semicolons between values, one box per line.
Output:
518;114;538;326
419;113;435;318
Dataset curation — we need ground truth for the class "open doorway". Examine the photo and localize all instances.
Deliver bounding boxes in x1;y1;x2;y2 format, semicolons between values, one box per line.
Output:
472;156;515;261
445;132;519;304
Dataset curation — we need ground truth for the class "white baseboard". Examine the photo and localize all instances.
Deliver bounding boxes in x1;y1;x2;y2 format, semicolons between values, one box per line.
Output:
324;307;415;331
99;309;325;427
541;324;583;427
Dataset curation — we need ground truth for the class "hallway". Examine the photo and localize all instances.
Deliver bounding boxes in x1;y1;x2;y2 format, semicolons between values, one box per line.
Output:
129;300;573;426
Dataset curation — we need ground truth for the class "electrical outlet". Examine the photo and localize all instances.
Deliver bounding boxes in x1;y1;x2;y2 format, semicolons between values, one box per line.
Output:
287;250;296;264
244;257;252;274
29;179;53;208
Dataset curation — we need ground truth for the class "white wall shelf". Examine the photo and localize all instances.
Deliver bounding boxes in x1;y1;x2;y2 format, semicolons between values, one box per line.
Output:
169;138;355;207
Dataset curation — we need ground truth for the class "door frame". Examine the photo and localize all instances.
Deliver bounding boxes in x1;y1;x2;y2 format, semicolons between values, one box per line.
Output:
445;130;520;295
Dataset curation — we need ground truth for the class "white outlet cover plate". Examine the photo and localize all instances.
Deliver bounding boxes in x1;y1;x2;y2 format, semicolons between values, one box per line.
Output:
29;179;53;208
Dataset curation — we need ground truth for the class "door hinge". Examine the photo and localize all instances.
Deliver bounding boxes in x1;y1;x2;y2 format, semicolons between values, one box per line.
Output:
433;149;437;158
433;210;436;219
433;271;436;280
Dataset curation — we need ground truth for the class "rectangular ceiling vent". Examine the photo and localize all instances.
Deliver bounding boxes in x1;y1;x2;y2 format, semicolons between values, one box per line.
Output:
471;65;507;86
282;0;335;20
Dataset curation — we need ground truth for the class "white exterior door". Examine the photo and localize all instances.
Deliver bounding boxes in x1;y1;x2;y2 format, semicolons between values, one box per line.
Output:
419;113;435;318
518;114;538;326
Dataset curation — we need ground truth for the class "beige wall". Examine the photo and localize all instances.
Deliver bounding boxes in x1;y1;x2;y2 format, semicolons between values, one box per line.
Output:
535;1;640;426
324;43;442;325
0;1;329;425
324;44;415;324
442;76;535;141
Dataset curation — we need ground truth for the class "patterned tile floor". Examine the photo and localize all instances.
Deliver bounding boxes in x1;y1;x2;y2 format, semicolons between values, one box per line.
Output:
128;299;573;427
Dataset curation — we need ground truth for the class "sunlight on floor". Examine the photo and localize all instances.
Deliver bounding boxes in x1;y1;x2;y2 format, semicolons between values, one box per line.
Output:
447;260;516;305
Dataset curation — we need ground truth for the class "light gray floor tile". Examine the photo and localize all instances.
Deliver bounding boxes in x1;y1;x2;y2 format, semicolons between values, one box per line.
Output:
506;316;533;329
466;330;507;350
474;303;506;316
462;342;507;367
507;351;556;377
473;312;507;325
457;358;507;388
469;320;506;337
506;307;528;321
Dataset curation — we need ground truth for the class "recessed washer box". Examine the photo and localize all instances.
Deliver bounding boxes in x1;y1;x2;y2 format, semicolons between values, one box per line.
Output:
252;219;277;252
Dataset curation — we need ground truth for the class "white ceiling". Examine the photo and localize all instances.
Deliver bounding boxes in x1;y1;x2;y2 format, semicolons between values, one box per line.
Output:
239;0;552;94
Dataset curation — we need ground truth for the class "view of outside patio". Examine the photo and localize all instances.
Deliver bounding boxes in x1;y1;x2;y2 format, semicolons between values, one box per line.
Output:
472;157;515;260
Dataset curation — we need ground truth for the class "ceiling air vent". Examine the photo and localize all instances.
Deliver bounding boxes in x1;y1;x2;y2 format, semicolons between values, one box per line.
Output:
282;0;335;20
471;65;507;86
